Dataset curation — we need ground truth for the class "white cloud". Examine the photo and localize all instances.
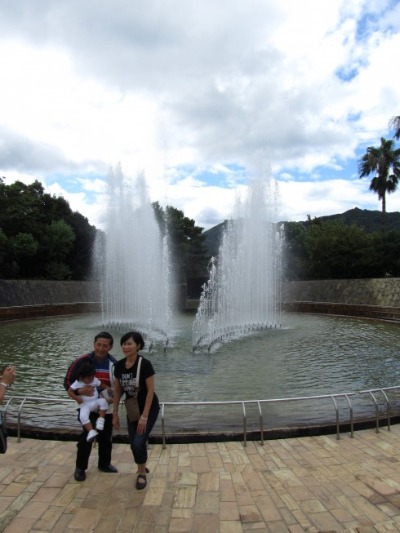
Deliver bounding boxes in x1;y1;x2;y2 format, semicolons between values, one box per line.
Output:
0;0;399;231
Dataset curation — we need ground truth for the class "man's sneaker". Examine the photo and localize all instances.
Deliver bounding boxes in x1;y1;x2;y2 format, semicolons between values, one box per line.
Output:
87;429;98;442
96;417;105;431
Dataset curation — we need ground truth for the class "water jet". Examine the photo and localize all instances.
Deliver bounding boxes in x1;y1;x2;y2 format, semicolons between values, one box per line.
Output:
193;177;283;351
97;166;173;347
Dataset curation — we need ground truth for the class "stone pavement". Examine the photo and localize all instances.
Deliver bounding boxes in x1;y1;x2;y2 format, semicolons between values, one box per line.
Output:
2;426;400;532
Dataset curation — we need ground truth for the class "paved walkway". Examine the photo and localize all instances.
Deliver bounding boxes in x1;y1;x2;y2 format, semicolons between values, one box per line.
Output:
1;426;400;532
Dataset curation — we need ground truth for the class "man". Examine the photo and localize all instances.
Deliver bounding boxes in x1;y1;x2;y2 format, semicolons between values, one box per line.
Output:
64;331;118;481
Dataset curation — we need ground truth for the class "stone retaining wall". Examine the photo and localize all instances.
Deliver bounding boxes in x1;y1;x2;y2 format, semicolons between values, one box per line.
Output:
0;280;100;321
1;278;400;321
0;280;99;307
283;278;400;307
283;278;400;321
0;302;101;321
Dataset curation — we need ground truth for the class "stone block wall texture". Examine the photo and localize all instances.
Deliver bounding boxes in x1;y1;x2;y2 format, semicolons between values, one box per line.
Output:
0;280;99;307
1;278;400;321
283;278;400;307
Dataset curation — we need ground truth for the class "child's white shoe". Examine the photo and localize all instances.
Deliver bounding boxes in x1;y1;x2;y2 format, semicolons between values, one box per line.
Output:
87;429;98;442
96;417;105;431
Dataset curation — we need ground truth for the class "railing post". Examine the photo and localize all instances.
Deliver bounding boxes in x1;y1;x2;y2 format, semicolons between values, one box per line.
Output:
380;389;391;431
344;394;354;438
161;404;166;449
366;391;380;433
3;397;12;420
242;402;247;447
257;401;264;445
17;398;27;443
331;397;340;440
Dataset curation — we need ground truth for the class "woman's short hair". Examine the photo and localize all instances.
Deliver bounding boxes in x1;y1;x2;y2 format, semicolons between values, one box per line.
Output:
120;331;145;350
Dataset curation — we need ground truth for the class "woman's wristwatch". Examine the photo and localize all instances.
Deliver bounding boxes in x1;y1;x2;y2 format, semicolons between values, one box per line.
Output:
0;382;9;388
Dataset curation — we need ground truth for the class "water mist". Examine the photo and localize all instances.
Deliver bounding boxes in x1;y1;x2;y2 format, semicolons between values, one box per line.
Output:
99;166;172;343
192;177;283;351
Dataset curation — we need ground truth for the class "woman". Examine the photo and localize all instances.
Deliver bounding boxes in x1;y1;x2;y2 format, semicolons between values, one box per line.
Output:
112;331;159;490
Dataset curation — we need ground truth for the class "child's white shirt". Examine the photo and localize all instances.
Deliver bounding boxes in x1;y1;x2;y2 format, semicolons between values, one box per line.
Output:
70;377;101;402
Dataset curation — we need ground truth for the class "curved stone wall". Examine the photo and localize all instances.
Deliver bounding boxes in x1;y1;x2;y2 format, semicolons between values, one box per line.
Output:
283;278;400;321
284;278;400;307
1;278;400;321
0;280;99;307
0;280;100;320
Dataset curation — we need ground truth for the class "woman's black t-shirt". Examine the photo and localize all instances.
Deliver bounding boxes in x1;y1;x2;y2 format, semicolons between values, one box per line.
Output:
114;356;159;412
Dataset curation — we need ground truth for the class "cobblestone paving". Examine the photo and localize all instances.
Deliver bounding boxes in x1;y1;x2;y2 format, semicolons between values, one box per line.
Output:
2;426;400;532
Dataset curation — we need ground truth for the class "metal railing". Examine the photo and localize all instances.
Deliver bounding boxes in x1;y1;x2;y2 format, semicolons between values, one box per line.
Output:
358;386;400;434
159;392;358;447
3;385;400;448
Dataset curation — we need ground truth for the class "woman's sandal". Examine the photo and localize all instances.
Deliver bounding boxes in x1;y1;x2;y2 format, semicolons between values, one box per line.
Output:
136;474;147;490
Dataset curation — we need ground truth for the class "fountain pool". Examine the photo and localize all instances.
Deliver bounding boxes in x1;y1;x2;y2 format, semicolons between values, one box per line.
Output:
2;311;400;438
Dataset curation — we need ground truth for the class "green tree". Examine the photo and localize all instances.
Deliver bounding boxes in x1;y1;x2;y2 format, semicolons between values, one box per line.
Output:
44;261;73;280
304;220;380;279
152;201;166;235
0;178;96;280
65;212;97;280
42;220;75;261
358;137;400;228
10;233;39;257
40;220;75;280
0;228;8;276
6;233;39;278
153;203;209;282
0;180;44;236
371;230;400;277
389;115;400;140
282;221;308;280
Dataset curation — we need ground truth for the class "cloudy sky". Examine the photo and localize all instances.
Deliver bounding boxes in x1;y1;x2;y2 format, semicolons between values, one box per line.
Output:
0;0;399;230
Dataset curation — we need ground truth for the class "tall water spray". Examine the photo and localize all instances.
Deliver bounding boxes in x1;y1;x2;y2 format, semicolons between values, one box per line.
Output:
192;177;282;351
99;166;173;342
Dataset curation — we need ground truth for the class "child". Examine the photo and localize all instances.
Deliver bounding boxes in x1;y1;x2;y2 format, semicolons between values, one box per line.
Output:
68;361;111;442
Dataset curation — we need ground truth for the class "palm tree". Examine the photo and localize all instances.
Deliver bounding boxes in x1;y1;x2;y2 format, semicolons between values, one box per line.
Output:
389;116;400;139
358;137;400;228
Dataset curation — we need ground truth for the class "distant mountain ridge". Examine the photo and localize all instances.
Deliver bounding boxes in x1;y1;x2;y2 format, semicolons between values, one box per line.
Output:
203;208;400;257
203;221;226;257
306;208;400;233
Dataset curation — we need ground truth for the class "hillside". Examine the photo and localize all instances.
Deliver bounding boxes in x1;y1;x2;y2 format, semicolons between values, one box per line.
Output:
203;220;227;257
306;208;400;233
203;208;400;256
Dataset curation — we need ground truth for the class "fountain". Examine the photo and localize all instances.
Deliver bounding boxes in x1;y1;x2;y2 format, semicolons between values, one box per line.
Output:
97;165;173;345
3;169;400;441
192;176;283;351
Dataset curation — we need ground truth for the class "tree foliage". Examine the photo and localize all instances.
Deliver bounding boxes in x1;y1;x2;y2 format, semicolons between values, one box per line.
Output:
282;221;308;280
0;178;96;280
304;220;379;279
283;218;400;280
389;115;400;140
358;137;400;227
152;202;210;282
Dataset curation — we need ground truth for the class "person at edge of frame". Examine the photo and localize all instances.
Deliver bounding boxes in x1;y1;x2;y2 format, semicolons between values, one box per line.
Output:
0;365;16;403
